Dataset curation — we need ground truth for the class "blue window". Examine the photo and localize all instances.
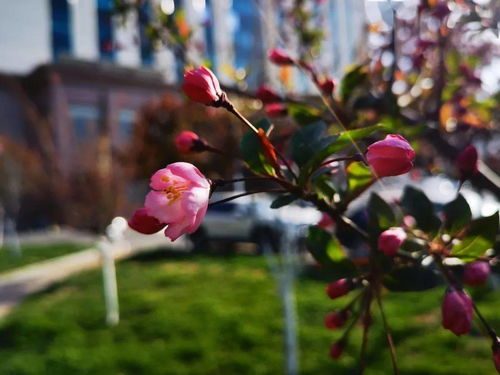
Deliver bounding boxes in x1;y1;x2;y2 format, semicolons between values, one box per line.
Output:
116;109;135;144
138;2;153;66
97;0;114;61
69;105;100;143
50;0;72;59
204;0;216;67
232;1;264;89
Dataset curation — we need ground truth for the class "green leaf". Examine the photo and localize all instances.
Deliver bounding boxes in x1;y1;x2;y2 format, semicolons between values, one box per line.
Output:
290;122;333;167
367;193;396;234
239;119;275;176
347;163;373;194
401;186;441;236
288;103;322;126
312;174;337;201
305;125;382;172
452;212;499;260
270;194;297;209
383;266;443;292
340;65;369;103
442;194;472;235
306;226;357;278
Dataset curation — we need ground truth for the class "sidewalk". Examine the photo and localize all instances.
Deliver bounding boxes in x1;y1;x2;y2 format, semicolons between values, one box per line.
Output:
0;229;187;319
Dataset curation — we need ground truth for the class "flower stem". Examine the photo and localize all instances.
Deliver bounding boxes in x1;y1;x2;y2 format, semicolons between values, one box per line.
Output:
359;288;373;374
208;189;286;206
227;105;259;134
375;287;400;375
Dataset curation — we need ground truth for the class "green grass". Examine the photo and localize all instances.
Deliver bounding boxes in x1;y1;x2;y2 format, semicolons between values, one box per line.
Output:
0;251;498;374
0;243;90;273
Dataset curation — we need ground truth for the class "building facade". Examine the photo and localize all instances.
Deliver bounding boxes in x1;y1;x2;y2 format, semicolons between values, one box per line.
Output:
0;0;367;229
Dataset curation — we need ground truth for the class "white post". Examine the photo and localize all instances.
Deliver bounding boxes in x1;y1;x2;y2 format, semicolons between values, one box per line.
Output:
262;221;299;375
99;237;120;326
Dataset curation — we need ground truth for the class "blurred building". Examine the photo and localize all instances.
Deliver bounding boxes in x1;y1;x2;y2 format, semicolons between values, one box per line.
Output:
0;0;366;229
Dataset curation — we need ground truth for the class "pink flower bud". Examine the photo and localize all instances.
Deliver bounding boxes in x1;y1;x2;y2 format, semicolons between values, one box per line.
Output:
366;134;415;177
319;78;335;96
128;208;166;234
326;279;352;299
182;66;222;105
441;289;473;336
377;227;406;256
318;213;335;230
268;48;294;65
456;145;479;180
265;103;288;117
256;85;281;104
175;131;201;154
463;261;490;286
492;343;500;373
144;162;210;241
329;342;344;360
324;310;349;330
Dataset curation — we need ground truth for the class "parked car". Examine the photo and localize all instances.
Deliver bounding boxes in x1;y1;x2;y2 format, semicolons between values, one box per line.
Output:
189;192;321;253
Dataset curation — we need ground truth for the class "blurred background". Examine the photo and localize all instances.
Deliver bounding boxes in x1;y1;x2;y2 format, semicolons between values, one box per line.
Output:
0;0;499;374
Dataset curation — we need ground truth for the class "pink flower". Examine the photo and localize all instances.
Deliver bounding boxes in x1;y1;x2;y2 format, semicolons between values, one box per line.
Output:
324;311;349;330
463;261;490;286
378;227;406;256
144;162;210;241
456;145;479;180
366;134;415;177
182;66;222;105
326;279;352;299
175;131;200;153
265;103;288;117
268;48;294;65
319;78;335;96
492;342;500;374
318;213;335;230
128;208;166;234
329;342;344;359
441;289;473;336
256;85;281;104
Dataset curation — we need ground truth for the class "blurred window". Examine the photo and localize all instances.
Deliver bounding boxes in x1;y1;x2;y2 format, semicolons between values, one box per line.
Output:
116;109;135;144
231;1;264;89
204;0;216;67
50;0;72;59
97;0;115;61
69;105;100;143
138;2;153;66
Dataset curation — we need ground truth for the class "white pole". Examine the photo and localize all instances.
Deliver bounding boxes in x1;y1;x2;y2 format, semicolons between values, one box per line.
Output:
99;237;120;326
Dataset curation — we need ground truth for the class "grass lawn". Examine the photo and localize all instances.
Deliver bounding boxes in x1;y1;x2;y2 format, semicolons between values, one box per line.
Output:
0;251;498;374
0;243;90;273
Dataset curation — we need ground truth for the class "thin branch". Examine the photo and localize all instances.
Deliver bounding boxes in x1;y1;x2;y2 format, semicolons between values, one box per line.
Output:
375;288;400;375
359;288;373;374
208;189;286;206
227;105;259;133
274;148;298;182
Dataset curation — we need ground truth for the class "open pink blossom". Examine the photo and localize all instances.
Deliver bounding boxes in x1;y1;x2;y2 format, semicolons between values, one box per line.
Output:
366;134;415;177
182;66;222;105
144;162;210;241
441;289;473;336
